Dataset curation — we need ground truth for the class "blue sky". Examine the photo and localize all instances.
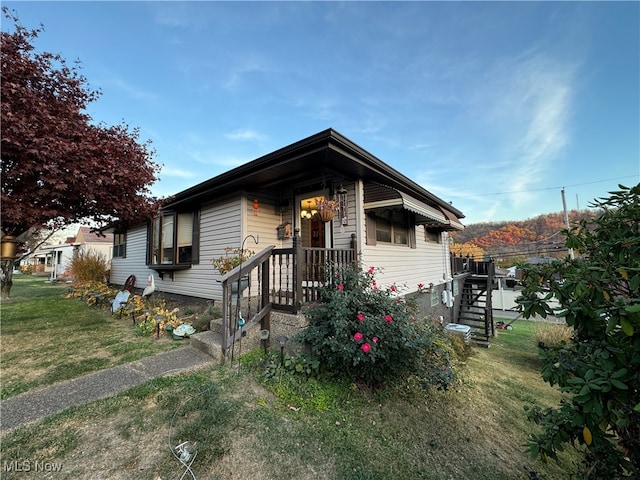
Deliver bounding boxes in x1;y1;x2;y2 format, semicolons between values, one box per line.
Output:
5;1;639;224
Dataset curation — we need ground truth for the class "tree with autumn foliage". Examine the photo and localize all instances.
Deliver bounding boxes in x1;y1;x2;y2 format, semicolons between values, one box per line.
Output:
474;224;540;249
1;9;161;297
450;241;485;260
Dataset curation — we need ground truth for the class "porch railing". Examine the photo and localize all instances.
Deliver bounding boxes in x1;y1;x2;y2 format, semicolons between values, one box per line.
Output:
270;233;358;312
220;235;357;355
450;252;495;277
220;246;273;355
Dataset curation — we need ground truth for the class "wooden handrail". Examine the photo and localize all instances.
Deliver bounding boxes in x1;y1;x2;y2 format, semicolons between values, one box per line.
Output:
220;245;275;284
220;246;274;357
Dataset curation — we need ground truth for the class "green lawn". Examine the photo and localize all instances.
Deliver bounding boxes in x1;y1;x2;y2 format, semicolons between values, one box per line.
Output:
0;276;182;399
0;278;578;479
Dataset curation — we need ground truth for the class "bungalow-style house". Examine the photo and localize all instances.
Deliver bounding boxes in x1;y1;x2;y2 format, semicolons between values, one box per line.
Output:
110;129;495;351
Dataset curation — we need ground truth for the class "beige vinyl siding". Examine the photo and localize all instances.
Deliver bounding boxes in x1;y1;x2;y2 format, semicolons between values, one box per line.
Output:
246;192;287;249
110;183;452;302
110;196;243;300
331;183;357;249
356;177;451;293
360;226;449;294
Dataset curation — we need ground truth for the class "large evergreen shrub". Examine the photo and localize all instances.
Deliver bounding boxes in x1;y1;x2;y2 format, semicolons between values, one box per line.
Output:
518;184;640;479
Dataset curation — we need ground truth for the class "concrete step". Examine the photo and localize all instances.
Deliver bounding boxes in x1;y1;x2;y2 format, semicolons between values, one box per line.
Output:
210;317;223;334
190;331;224;364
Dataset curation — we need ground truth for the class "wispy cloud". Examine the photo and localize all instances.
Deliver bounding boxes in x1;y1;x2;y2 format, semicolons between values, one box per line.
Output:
408;48;578;223
466;50;578;211
222;57;271;90
110;78;158;102
160;166;197;179
225;129;267;142
150;3;208;30
211;155;253;169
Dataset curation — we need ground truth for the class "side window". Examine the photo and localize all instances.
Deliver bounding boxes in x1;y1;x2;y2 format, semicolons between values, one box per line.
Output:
148;211;199;266
375;218;408;246
425;229;441;243
113;233;126;258
177;212;194;263
161;214;175;264
375;218;392;243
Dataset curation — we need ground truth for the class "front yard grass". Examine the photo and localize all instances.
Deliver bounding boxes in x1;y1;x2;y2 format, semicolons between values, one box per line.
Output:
0;277;578;479
0;276;183;399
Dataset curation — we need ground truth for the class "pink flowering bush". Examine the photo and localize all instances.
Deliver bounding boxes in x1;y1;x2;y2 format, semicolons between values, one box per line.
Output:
298;264;456;390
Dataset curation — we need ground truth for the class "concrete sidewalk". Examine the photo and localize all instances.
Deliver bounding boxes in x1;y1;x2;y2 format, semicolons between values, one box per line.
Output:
0;346;213;432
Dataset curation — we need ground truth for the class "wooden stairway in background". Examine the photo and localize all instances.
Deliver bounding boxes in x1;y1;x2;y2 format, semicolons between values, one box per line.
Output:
458;276;494;347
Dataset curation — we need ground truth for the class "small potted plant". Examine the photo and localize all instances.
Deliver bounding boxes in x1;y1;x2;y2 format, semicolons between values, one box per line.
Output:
212;247;255;275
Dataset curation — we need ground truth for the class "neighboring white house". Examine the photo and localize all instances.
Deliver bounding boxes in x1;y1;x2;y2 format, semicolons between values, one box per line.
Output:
28;243;79;281
21;226;113;280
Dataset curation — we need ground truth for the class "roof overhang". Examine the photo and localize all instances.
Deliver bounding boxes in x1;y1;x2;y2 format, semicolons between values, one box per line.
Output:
160;129;465;225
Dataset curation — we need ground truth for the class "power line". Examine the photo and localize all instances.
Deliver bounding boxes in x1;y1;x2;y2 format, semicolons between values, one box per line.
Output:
448;175;638;199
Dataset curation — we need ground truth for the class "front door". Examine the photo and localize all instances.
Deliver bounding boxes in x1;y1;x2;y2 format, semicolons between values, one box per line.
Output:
309;216;325;248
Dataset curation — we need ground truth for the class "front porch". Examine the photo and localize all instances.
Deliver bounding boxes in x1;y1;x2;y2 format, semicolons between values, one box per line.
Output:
214;232;358;357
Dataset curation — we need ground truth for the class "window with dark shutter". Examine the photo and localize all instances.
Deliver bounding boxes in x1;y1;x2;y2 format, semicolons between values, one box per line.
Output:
366;214;377;245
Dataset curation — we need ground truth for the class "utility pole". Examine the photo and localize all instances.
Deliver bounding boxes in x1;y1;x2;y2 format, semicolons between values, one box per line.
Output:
561;188;575;259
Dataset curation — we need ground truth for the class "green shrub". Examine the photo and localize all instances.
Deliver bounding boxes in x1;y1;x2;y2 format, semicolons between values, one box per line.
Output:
69;249;108;283
297;264;457;391
518;184;640;478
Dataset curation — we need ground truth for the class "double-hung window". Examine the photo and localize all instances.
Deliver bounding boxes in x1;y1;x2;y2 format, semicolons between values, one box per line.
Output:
113;233;126;258
425;229;441;243
375;218;408;245
148;211;199;267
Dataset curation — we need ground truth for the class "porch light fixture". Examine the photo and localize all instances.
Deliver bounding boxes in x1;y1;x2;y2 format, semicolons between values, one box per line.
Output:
0;235;18;260
300;199;317;220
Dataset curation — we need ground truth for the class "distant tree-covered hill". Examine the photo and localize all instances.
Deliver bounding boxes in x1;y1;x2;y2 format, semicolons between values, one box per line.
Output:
450;209;600;266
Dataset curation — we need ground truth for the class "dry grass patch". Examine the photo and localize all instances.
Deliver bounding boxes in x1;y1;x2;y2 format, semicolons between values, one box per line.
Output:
534;322;573;348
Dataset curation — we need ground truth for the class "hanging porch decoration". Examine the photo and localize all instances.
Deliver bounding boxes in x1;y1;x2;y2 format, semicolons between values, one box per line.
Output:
315;197;340;223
